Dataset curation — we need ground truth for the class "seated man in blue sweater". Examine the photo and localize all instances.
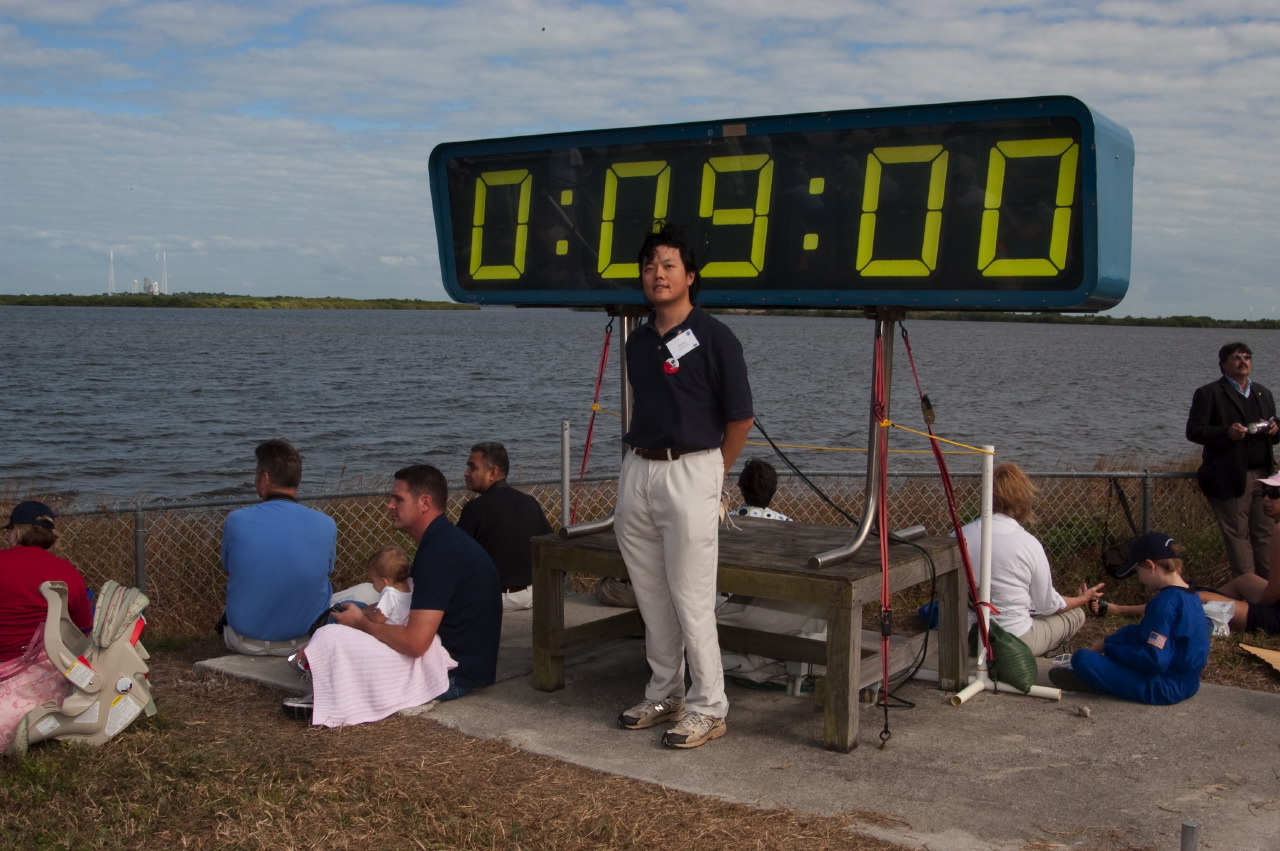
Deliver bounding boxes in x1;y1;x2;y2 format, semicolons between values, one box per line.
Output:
220;439;336;656
1051;532;1209;705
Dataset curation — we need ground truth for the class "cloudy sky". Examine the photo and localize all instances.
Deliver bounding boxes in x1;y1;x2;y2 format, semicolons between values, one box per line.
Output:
2;0;1277;318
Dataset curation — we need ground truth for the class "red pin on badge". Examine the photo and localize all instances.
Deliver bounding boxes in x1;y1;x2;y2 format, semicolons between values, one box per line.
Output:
664;357;680;374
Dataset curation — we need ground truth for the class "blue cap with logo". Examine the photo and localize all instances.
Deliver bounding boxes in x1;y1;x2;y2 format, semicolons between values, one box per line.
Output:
4;500;57;531
1116;531;1177;578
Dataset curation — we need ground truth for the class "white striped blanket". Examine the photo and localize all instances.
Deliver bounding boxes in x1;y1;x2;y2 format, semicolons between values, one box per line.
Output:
306;624;456;727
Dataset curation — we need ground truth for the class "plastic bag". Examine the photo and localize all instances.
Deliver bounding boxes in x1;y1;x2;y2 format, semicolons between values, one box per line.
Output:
969;620;1037;694
1202;600;1233;637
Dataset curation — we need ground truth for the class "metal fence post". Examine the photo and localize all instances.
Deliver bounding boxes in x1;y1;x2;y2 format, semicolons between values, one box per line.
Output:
1142;471;1153;533
132;502;147;590
1180;818;1201;849
561;419;571;528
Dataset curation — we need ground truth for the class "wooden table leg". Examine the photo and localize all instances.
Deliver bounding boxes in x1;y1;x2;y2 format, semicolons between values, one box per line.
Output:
532;560;566;691
936;562;969;692
823;601;860;752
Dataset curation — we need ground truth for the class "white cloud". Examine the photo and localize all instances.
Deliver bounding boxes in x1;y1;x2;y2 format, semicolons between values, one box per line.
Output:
0;0;1278;316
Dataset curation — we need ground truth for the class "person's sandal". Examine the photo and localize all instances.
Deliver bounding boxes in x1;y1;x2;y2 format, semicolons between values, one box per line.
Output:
1089;597;1109;618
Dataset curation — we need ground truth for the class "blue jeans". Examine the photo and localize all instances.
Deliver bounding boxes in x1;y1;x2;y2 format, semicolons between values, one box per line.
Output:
436;672;472;702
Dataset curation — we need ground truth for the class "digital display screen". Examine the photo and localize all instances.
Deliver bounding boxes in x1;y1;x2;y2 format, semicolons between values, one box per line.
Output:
429;96;1132;311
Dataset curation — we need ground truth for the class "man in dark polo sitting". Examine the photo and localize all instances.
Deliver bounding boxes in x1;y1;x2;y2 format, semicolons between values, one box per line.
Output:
457;442;552;612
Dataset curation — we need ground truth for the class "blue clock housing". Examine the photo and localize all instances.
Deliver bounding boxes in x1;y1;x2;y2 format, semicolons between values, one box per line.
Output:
429;95;1132;311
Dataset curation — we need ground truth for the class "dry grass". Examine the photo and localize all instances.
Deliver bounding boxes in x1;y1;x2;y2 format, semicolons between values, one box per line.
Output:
1;637;911;851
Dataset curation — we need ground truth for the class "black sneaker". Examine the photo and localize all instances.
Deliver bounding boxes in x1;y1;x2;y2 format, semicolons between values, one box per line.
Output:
1048;666;1097;693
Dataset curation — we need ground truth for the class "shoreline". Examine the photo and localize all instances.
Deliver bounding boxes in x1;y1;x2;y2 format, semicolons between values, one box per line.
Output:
0;294;476;310
4;295;1280;327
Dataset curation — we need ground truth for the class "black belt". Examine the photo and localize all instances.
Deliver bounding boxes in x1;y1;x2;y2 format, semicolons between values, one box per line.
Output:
630;446;703;461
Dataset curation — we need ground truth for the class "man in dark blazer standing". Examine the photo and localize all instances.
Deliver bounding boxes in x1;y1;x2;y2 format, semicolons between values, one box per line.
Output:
1187;342;1280;578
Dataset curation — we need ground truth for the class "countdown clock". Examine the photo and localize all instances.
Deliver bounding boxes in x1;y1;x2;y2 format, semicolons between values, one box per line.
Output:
428;96;1132;311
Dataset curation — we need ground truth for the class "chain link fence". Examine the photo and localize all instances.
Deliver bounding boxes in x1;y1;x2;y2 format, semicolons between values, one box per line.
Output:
3;470;1225;639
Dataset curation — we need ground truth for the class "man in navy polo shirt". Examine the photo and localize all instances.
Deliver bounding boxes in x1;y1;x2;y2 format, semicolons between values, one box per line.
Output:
333;464;501;699
614;226;753;749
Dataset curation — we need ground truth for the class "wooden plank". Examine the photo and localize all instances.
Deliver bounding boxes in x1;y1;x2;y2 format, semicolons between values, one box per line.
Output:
717;625;827;665
554;611;644;656
936;561;969;691
532;548;566;691
824;599;860;752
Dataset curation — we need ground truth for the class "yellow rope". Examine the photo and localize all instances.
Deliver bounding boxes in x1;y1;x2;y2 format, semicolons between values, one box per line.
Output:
589;405;993;457
879;420;995;456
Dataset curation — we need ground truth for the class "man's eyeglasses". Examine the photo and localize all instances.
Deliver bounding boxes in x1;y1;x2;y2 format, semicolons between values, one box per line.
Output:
1231;353;1253;361
1261;485;1280;500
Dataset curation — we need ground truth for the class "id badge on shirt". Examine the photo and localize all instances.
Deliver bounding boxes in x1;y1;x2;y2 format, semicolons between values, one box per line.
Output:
666;329;699;360
664;329;699;375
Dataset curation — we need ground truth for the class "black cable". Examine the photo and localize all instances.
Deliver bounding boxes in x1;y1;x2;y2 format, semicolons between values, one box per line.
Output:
752;416;859;526
752;415;940;710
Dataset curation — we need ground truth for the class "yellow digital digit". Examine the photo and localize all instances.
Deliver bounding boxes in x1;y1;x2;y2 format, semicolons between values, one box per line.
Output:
469;169;532;280
598;161;670;278
698;154;773;277
977;138;1079;277
856;145;948;277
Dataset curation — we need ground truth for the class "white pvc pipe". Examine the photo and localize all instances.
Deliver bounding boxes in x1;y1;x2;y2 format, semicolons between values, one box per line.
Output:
977;445;994;669
560;419;571;528
912;668;1063;703
947;446;1070;704
951;678;986;704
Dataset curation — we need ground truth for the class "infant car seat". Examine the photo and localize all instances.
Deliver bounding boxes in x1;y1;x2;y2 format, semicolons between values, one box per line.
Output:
7;580;155;757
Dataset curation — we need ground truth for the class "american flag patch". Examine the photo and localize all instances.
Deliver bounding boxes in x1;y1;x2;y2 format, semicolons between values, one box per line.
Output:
1147;631;1168;650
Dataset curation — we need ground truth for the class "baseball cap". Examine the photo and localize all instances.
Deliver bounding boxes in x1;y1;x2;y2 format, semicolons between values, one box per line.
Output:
1258;472;1280;489
4;500;57;531
1114;531;1177;578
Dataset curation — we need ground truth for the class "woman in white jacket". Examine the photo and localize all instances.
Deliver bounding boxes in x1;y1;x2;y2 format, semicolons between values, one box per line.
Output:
960;463;1104;656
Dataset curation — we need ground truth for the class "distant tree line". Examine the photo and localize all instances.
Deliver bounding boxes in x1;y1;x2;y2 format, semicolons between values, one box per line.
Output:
3;294;1277;328
0;293;477;310
906;310;1280;329
723;308;1280;329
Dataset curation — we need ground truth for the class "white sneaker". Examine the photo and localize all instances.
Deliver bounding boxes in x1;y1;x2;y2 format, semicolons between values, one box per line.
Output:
281;693;313;719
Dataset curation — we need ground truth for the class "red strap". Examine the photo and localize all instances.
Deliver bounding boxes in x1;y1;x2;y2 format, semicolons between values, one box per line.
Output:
872;327;894;712
899;324;993;661
570;319;613;525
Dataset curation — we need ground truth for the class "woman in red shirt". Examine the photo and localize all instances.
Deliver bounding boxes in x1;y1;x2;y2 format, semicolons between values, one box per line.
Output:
0;501;93;753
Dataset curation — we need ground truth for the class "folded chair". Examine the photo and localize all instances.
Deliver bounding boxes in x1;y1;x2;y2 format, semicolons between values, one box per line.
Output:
7;580;155;757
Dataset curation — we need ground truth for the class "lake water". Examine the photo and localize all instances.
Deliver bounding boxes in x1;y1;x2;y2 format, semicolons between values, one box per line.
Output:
3;305;1276;502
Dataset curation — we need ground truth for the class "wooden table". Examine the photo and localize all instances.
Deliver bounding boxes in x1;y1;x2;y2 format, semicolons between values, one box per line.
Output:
531;517;968;752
